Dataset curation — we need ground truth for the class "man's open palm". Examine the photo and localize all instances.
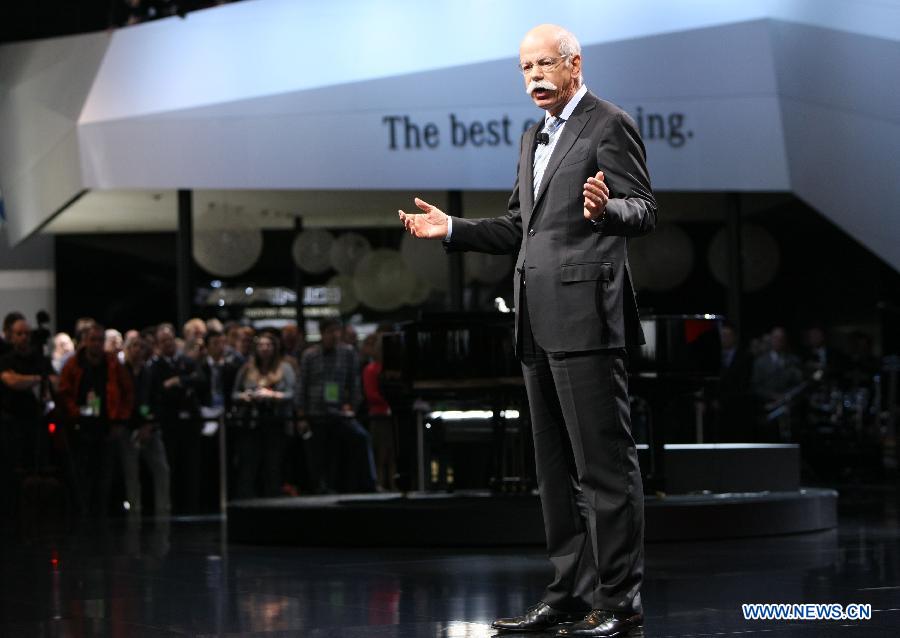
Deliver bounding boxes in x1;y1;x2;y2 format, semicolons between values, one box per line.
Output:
398;198;449;240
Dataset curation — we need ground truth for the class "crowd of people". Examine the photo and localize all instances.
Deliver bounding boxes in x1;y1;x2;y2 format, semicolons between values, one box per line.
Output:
0;311;398;520
2;305;885;520
713;323;883;443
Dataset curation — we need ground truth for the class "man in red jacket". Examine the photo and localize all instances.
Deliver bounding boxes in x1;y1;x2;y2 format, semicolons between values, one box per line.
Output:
59;322;134;516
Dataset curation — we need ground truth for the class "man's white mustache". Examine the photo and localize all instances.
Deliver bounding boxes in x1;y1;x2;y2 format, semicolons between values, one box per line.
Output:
527;79;558;95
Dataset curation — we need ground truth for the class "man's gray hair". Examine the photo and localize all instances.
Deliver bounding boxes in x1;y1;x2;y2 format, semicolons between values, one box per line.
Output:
556;28;582;82
557;30;581;58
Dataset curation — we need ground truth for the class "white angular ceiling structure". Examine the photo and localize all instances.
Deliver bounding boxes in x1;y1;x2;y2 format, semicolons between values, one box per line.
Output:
1;0;898;270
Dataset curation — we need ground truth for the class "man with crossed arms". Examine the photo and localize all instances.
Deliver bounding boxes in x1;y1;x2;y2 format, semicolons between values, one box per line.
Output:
400;24;657;638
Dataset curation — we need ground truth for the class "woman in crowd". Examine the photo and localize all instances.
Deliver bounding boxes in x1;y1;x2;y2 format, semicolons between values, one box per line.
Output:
231;331;295;498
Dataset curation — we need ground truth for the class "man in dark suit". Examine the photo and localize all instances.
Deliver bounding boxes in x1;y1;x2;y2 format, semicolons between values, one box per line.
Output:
399;23;656;638
715;322;754;441
148;325;203;513
750;327;803;404
195;330;240;416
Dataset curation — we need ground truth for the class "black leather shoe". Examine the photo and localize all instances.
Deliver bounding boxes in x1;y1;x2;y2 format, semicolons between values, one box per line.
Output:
555;610;643;637
492;602;587;632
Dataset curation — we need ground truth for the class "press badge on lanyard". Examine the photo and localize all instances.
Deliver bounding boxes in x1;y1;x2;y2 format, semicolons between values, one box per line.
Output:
324;382;340;404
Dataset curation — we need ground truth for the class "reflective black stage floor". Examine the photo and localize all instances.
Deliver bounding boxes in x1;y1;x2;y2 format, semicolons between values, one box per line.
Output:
1;486;898;637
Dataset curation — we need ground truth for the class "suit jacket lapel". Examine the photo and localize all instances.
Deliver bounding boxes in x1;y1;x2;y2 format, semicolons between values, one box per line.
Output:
520;122;539;225
532;96;596;211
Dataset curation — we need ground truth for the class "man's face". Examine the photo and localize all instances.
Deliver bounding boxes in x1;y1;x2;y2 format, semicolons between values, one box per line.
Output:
126;338;143;362
207;335;226;360
185;338;206;361
157;330;177;357
9;320;30;353
320;325;340;350
104;333;121;353
55;333;74;354
84;328;104;359
520;30;580;116
238;329;254;355
184;321;206;343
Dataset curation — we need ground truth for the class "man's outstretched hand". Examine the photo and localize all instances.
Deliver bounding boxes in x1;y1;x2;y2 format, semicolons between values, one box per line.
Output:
398;198;449;240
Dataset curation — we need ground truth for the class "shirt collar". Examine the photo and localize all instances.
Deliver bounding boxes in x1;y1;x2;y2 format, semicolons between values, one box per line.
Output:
544;83;587;125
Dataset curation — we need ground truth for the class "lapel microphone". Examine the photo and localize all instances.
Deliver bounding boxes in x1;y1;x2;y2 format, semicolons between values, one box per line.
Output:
536;133;550;145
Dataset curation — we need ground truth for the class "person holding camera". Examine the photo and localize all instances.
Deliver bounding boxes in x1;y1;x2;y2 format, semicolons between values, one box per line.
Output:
0;315;58;519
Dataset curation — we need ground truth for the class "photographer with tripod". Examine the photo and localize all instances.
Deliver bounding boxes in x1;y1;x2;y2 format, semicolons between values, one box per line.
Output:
0;316;58;525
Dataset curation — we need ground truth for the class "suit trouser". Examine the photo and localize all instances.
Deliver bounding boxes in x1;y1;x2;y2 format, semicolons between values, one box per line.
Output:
120;428;171;515
520;286;644;614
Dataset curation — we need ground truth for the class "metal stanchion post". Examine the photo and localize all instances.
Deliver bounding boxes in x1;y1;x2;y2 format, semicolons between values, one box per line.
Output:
413;399;429;492
218;412;228;515
416;409;425;492
883;356;899;473
694;390;705;443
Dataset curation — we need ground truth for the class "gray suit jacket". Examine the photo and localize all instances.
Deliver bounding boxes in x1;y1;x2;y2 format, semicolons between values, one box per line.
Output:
447;91;657;352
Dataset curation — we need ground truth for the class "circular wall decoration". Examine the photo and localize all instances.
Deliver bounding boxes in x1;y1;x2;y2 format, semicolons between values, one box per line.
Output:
193;204;263;277
354;249;416;311
707;223;780;292
627;223;694;291
326;274;360;314
330;232;372;275
292;229;334;274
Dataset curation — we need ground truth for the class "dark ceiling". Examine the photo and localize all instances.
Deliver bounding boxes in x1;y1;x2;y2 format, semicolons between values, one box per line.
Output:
1;1;111;44
0;1;236;45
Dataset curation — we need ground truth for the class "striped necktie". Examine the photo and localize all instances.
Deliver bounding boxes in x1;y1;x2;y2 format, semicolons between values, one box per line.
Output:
533;116;564;196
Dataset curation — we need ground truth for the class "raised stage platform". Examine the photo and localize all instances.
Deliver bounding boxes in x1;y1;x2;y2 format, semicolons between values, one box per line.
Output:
228;487;838;546
229;442;837;546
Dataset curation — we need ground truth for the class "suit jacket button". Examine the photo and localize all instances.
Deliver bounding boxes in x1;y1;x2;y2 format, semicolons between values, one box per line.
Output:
528;229;535;237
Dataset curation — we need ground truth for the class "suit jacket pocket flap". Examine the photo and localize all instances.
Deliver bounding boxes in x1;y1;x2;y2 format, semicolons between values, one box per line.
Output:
558;147;592;168
561;262;613;283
